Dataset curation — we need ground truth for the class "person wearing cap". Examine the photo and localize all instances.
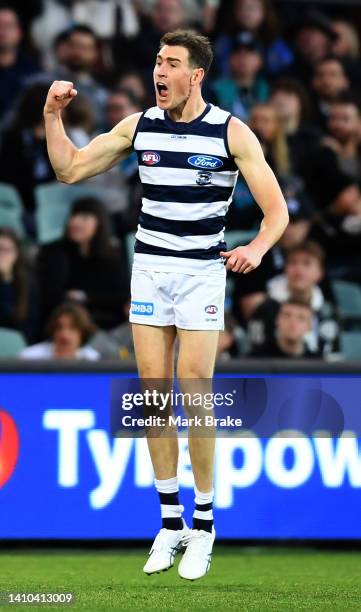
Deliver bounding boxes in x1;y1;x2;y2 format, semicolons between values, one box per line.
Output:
211;31;269;121
37;197;130;331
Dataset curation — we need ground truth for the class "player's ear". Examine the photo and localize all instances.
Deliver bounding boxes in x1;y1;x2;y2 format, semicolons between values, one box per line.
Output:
191;68;204;86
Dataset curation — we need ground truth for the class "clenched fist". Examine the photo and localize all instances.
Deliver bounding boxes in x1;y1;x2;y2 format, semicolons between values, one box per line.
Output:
44;80;78;114
220;244;263;274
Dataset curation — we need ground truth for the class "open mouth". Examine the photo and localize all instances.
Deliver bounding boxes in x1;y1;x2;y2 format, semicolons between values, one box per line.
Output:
156;82;169;99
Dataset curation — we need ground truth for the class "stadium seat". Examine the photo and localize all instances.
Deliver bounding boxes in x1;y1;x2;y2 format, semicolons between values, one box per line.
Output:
340;331;361;361
224;229;258;251
0;328;27;357
35;182;103;244
0;183;25;237
331;280;361;322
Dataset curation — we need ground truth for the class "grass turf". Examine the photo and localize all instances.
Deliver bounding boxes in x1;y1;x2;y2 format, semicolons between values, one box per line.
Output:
0;548;361;611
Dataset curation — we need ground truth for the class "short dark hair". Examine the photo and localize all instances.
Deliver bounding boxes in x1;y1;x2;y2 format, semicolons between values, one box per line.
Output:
331;92;361;113
314;54;346;74
286;240;325;267
68;24;98;41
280;297;313;313
46;303;96;345
160;29;213;77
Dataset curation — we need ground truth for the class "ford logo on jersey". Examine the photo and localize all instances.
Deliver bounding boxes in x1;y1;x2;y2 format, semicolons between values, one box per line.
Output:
188;155;223;169
131;301;154;315
205;305;218;314
141;152;160;166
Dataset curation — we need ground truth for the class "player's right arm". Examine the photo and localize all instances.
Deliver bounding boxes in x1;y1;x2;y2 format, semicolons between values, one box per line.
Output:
44;80;141;184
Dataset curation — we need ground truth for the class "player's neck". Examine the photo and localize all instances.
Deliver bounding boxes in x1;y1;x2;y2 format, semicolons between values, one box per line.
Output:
167;95;207;123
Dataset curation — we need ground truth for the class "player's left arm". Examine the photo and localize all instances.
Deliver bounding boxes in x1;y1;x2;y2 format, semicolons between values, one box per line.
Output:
220;117;289;273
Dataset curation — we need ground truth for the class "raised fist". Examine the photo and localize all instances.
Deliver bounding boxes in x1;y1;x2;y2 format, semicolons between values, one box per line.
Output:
44;80;78;113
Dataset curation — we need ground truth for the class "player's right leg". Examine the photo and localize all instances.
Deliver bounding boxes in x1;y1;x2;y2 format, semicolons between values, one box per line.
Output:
132;323;190;574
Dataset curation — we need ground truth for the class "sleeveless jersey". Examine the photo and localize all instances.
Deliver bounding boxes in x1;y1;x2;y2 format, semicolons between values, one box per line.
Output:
132;103;239;275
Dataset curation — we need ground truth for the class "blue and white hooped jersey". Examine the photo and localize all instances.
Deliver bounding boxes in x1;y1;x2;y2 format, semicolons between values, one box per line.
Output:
133;103;239;274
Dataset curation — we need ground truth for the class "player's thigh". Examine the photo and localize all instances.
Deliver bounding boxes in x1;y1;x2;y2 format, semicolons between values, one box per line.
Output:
132;323;177;378
176;329;219;378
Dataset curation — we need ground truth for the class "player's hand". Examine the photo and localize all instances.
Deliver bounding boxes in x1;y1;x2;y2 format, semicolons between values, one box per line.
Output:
44;80;78;114
220;244;263;274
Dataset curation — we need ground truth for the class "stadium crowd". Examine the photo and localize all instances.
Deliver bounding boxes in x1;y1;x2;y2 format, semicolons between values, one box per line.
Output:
0;0;361;361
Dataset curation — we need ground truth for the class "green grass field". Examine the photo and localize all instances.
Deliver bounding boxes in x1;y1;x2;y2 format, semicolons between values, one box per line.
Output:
0;548;361;611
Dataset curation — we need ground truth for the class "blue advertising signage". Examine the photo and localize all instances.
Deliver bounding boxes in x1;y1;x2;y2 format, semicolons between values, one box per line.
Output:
0;372;361;539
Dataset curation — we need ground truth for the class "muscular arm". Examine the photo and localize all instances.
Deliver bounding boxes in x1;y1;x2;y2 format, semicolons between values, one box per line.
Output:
221;117;289;273
44;80;141;184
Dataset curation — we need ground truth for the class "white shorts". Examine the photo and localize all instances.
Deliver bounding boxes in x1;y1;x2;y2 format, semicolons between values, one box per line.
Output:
129;267;226;330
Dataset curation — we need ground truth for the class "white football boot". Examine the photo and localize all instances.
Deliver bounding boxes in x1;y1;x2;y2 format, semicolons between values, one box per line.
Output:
143;518;190;575
178;527;215;581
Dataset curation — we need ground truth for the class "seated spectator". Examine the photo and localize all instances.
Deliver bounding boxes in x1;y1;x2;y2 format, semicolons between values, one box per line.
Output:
114;0;188;88
270;79;322;174
214;0;293;78
290;10;338;84
331;20;361;90
0;5;40;123
248;298;321;359
54;24;108;128
89;88;141;214
37;197;130;330
0;227;38;342
322;94;361;181
91;307;135;361
63;92;96;148
311;56;350;129
232;180;315;322
249;102;290;176
115;72;148;107
0;82;55;232
21;302;99;360
247;241;340;358
212;33;269;121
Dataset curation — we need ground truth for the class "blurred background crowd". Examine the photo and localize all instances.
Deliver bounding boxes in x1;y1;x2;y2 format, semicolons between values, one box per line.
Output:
1;0;361;362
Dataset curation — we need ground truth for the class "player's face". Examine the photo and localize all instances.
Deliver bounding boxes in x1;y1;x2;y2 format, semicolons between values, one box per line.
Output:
154;45;199;110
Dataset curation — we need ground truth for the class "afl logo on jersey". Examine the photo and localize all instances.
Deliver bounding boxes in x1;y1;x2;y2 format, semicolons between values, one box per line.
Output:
142;151;160;165
205;305;218;314
188;155;223;169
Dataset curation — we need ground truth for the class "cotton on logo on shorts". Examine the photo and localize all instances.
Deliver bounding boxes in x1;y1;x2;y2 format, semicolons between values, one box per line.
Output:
131;301;154;316
205;305;218;315
141;151;160;165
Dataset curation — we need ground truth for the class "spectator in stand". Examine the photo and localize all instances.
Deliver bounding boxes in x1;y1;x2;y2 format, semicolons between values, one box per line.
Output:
249;102;290;177
270;79;322;174
331;20;361;90
115;72;148;107
37;197;130;330
309;172;361;283
247;241;340;359
31;0;139;66
322;94;361;182
117;0;187;86
311;56;350;129
63;91;96;148
0;82;55;232
226;100;290;229
232;179;316;322
0;227;38;342
248;298;320;359
89;88;142;215
214;0;293;78
211;32;269;121
54;24;108;127
20;302;99;360
217;313;243;361
0;5;40;123
290;11;338;85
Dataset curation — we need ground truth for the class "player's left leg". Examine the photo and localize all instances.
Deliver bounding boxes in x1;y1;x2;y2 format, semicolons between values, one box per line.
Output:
176;329;219;580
